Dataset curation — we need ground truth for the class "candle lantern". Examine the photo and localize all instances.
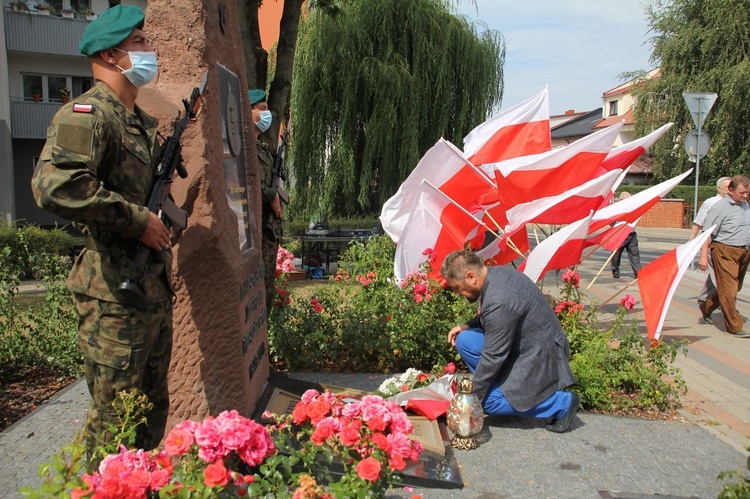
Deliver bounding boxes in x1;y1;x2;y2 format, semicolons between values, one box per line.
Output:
446;375;484;450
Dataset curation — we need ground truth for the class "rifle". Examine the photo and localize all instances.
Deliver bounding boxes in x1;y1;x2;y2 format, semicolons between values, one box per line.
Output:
263;126;290;242
117;71;208;310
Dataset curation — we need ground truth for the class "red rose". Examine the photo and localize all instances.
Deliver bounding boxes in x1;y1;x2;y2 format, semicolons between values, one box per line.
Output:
355;457;382;482
339;425;361;446
306;399;331;423
367;415;386;432
443;362;456;374
204;459;230;488
292;402;309;424
370;432;391;452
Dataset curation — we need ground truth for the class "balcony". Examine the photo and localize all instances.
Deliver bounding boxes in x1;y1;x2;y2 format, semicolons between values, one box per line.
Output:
4;9;89;57
10;99;62;139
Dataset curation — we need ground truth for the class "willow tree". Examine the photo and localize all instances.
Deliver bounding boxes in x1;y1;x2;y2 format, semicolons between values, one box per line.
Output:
633;0;750;182
289;0;504;217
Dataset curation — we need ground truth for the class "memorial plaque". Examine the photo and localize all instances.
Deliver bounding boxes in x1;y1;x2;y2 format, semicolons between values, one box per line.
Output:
140;0;269;430
254;373;464;489
218;64;253;253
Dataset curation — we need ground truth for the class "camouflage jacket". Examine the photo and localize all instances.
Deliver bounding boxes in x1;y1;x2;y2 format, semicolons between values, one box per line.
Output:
257;138;276;205
32;81;172;304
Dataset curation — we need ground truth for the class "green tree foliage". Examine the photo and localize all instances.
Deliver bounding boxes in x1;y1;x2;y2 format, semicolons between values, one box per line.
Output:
633;0;750;182
289;0;504;217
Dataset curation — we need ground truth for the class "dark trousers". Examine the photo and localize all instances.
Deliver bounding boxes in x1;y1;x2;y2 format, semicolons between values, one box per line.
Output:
704;242;750;333
611;232;642;277
74;294;173;470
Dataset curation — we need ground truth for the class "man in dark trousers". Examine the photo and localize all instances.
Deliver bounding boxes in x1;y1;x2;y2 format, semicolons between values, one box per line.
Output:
611;192;642;279
442;250;579;432
31;5;173;467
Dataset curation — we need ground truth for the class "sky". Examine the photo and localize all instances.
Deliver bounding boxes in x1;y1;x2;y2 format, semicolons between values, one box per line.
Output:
456;0;655;116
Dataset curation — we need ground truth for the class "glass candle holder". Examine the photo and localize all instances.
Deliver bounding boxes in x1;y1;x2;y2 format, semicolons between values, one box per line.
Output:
446;375;484;450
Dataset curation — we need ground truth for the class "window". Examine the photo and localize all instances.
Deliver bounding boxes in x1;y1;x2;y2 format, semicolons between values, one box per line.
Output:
46;0;62;11
609;100;619;117
70;0;90;12
22;74;72;102
108;0;120;8
23;75;43;101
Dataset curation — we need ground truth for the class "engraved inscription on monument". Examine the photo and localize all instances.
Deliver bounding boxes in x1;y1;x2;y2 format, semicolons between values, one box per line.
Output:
219;63;253;252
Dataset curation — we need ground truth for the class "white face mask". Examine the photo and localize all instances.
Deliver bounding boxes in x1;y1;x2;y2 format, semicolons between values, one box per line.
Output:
114;48;158;88
255;110;273;132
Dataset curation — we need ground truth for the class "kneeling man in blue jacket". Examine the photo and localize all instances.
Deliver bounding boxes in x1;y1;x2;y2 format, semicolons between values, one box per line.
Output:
442;250;579;433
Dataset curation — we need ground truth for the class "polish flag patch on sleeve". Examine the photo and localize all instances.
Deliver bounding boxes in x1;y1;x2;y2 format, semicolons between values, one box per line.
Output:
72;104;93;113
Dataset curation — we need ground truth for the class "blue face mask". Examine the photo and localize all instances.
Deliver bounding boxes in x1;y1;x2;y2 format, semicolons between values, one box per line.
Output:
256;110;272;133
114;48;158;88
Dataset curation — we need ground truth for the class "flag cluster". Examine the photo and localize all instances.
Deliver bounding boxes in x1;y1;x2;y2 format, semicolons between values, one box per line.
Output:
380;87;695;341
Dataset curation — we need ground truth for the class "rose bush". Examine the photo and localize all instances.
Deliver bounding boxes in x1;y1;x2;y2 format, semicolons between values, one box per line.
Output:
23;389;423;498
268;235;477;373
552;268;687;413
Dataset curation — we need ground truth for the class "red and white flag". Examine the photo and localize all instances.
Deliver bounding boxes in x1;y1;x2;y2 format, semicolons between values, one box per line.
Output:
518;212;594;283
638;228;714;342
393;181;484;284
380;138;495;243
463;87;551;165
595;123;673;177
504;169;621;233
474;228;530;267
488;123;622;207
584;219;639;252
590;169;693;232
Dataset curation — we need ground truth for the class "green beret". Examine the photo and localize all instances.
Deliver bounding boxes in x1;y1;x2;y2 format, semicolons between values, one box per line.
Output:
249;89;267;105
79;5;145;56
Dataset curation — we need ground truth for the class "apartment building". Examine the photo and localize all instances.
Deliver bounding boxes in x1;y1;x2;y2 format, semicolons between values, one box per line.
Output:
0;0;146;227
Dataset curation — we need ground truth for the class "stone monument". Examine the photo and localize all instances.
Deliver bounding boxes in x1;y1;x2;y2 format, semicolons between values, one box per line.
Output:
137;0;269;427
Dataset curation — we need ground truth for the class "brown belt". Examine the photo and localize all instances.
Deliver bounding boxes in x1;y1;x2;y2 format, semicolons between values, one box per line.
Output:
717;242;750;251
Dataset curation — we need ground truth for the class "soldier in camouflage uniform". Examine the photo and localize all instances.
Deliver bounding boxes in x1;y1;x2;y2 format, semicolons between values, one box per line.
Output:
31;5;174;468
250;89;283;317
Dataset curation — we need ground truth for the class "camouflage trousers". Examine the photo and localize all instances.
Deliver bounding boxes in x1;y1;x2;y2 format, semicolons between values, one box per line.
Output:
73;293;173;469
262;231;278;318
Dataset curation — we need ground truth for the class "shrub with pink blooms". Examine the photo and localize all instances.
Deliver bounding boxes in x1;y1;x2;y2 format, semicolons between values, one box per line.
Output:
68;410;273;497
268;234;477;373
255;390;423;497
550;268;686;415
24;389;422;498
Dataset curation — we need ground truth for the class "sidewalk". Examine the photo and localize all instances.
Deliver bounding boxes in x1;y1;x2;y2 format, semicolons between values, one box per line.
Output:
1;227;749;497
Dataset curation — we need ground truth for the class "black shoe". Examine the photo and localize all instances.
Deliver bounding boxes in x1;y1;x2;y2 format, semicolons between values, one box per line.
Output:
725;330;750;338
612;273;620;279
545;392;580;433
699;302;713;325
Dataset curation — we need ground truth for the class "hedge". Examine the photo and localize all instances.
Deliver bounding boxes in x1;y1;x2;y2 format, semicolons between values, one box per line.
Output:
0;224;75;279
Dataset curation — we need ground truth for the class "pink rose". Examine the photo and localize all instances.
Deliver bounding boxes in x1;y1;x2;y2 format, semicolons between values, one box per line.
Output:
387;432;414;459
164;427;194;456
443;362;456;374
620;293;636;310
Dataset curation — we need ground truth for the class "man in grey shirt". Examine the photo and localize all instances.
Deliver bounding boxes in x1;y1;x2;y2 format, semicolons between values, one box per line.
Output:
698;174;750;337
690;176;731;305
442;250;579;432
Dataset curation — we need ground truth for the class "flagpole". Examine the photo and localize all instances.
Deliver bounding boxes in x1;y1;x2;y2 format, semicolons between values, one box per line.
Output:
585;249;619;292
484;211;526;259
596;278;638;309
425;180;527;260
424;180;504;240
